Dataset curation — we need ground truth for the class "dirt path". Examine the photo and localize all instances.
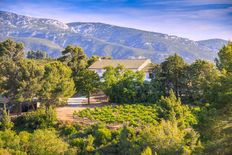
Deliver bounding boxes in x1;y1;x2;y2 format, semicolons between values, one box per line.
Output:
56;103;109;123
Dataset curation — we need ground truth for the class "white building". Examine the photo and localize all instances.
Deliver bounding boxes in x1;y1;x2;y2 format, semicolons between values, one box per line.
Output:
88;59;154;81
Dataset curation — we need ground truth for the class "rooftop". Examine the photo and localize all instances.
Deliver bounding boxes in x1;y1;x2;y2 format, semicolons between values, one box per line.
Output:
89;59;152;70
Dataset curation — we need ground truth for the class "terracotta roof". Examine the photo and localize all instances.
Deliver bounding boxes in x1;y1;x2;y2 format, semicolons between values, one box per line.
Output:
89;59;151;70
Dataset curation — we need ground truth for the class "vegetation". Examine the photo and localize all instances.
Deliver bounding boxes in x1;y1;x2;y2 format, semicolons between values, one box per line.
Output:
40;61;75;110
76;104;159;126
75;90;196;128
15;108;57;131
102;65;145;103
27;50;48;59
0;110;14;130
74;70;100;104
0;39;232;154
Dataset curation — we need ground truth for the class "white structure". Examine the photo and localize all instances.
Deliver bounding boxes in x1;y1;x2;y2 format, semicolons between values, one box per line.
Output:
89;59;154;81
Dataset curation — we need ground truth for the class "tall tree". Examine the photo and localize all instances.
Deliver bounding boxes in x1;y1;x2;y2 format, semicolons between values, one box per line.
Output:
198;42;232;154
160;54;187;98
0;109;14;130
16;60;45;110
216;41;232;72
0;59;46;114
0;39;25;112
59;45;88;74
157;90;196;128
39;61;75;111
0;39;24;62
186;60;220;103
74;70;100;104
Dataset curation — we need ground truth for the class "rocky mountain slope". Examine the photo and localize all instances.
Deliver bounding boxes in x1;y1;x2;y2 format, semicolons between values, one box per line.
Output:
0;11;228;62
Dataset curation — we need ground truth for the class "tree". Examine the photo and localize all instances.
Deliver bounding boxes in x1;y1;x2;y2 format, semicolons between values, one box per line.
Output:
29;129;68;155
0;59;44;113
118;126;137;155
87;55;100;67
102;65;145;103
59;45;88;74
0;109;14;130
74;70;100;104
0;39;25;111
15;59;44;110
0;39;24;62
216;41;232;72
160;54;187;98
157;90;197;128
140;120;200;155
0;59;19;104
186;60;220;103
40;61;75;111
197;42;232;154
27;50;48;59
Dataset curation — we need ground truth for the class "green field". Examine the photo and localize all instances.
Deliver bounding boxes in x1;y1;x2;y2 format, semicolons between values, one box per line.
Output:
74;104;158;126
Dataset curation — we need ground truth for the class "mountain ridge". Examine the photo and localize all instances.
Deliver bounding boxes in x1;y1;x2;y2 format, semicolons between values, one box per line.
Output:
0;11;228;62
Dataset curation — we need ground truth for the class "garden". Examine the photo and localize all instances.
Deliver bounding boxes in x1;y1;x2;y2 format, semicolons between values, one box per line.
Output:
74;104;159;126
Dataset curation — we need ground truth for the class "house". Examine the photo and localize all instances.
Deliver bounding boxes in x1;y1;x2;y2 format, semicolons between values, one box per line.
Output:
89;59;154;81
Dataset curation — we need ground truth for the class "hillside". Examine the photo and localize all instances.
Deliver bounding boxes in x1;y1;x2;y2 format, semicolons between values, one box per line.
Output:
0;11;228;62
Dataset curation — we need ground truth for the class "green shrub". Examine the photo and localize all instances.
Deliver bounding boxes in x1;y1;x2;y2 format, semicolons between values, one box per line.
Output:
14;108;57;131
61;124;77;136
71;135;95;154
139;120;201;155
18;131;31;152
0;148;11;155
29;129;68;155
141;147;152;155
157;90;197;128
0;110;14;130
94;127;112;145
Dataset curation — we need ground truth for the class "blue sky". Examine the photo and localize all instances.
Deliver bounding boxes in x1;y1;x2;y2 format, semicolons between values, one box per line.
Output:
1;0;232;40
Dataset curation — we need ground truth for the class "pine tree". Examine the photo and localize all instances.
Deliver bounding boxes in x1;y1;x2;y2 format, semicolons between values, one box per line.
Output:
0;109;13;130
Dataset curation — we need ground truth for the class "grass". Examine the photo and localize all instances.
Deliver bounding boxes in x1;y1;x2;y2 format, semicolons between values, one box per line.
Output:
74;104;158;126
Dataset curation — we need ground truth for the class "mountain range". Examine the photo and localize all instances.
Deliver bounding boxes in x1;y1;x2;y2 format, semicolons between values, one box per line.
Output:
0;11;228;63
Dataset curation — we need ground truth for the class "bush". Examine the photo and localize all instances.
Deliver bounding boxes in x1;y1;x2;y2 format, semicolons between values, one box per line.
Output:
29;129;68;155
141;147;152;155
71;135;95;154
0;148;11;155
140;120;201;155
61;124;77;136
14;108;57;131
18;131;30;152
0;110;14;130
140;120;184;154
94;127;112;145
157;90;197;128
0;130;20;151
